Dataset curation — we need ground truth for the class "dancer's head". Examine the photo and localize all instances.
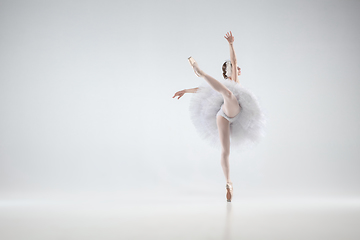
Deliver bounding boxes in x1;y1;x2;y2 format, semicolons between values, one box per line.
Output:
222;61;241;80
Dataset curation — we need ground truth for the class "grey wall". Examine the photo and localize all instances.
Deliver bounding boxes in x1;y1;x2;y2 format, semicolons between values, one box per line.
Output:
1;0;359;199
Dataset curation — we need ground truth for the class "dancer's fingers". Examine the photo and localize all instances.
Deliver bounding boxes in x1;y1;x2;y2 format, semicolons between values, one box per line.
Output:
173;92;184;99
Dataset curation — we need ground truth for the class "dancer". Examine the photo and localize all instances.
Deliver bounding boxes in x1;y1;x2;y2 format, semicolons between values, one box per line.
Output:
172;31;265;202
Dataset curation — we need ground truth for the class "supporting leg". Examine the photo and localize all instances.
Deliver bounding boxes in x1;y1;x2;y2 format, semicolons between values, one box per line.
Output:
217;114;231;183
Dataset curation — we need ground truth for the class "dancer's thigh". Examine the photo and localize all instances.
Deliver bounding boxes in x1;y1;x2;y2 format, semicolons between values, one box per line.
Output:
216;114;230;153
222;92;241;118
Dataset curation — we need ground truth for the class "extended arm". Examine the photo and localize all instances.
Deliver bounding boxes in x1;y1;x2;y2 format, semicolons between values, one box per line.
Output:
172;87;199;99
186;87;199;93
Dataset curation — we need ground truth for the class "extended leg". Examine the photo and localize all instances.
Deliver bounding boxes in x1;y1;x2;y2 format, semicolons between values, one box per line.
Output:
194;63;241;118
193;63;232;97
216;114;231;183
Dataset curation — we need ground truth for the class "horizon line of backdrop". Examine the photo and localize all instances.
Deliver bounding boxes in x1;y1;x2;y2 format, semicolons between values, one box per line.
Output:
0;0;360;198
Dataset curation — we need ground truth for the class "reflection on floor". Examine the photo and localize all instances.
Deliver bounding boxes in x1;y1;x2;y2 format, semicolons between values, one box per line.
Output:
1;196;359;240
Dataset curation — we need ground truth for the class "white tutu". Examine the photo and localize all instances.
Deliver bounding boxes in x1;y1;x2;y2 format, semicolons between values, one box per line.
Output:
189;78;266;151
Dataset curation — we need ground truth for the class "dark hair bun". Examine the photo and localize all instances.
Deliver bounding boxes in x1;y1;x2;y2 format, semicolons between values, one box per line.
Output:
222;61;230;79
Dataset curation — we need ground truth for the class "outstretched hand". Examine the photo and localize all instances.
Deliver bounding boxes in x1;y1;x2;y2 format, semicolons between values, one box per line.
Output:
224;31;234;44
172;90;186;99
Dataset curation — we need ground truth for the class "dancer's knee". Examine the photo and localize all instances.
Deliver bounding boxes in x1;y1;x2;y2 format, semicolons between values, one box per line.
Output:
221;89;233;99
221;149;230;159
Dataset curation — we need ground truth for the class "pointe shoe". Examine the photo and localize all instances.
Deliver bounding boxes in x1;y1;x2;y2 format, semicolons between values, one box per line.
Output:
226;182;233;202
188;56;202;77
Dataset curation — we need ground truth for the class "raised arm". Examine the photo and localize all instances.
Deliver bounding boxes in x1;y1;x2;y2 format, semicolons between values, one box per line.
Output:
229;43;237;65
224;31;239;83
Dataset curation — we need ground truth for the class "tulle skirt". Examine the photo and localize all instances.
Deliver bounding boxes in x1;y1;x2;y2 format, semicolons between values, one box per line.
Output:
189;78;266;151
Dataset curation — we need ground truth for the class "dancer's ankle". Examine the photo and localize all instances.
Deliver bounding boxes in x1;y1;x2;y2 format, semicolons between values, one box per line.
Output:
193;63;205;77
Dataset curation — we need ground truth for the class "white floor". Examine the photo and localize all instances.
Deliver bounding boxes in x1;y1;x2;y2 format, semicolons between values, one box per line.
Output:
1;195;359;240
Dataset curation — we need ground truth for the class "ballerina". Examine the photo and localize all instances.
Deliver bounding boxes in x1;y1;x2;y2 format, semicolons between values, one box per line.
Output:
172;31;265;202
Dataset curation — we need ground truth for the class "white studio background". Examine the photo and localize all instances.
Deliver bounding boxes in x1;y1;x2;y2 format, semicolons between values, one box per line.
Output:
0;0;359;201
